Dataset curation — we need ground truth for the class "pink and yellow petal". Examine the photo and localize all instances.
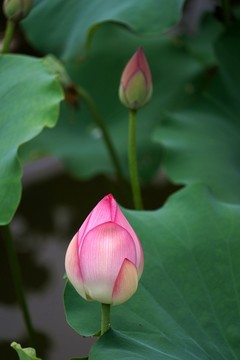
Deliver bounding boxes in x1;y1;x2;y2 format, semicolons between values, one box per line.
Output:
114;206;144;277
120;51;139;89
137;48;152;89
112;259;138;305
65;234;86;300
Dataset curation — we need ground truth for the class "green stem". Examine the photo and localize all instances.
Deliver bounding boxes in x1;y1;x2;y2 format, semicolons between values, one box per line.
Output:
101;303;111;335
76;86;124;182
222;0;231;26
128;109;143;210
1;225;36;347
1;20;15;54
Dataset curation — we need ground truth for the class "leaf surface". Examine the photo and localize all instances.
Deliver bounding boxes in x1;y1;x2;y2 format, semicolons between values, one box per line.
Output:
0;55;63;225
154;23;240;203
23;0;184;60
64;184;240;359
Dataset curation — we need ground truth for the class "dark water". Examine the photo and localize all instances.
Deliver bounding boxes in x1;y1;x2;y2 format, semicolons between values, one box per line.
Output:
0;158;179;359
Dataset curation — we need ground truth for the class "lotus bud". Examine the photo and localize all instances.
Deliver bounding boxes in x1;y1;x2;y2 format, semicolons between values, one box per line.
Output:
3;0;32;22
119;48;152;110
65;194;144;305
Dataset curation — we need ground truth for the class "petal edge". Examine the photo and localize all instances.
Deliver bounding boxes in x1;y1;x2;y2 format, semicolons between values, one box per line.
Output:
65;234;86;299
112;259;138;305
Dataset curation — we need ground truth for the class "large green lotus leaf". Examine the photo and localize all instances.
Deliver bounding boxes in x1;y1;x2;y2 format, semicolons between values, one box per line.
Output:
0;55;63;225
20;24;204;182
64;184;240;359
153;23;240;203
22;0;184;60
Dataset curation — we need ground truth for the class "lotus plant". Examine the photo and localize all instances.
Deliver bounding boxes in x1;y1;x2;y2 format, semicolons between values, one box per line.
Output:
119;48;153;210
65;194;144;304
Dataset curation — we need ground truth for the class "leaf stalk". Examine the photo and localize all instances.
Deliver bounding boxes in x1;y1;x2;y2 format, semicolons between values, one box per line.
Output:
128;109;143;210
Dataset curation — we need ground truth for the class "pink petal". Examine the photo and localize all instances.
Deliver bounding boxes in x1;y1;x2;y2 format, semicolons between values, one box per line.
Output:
121;49;139;89
137;48;152;89
114;206;144;278
79;222;137;304
77;194;117;246
112;259;138;305
65;234;86;299
121;48;152;91
76;194;144;280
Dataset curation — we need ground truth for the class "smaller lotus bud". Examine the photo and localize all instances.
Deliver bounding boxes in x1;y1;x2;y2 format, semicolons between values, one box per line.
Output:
119;48;152;110
3;0;32;22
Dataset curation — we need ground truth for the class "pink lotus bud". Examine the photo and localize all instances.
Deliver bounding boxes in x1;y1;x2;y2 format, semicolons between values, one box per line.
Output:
119;48;152;110
65;194;144;305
